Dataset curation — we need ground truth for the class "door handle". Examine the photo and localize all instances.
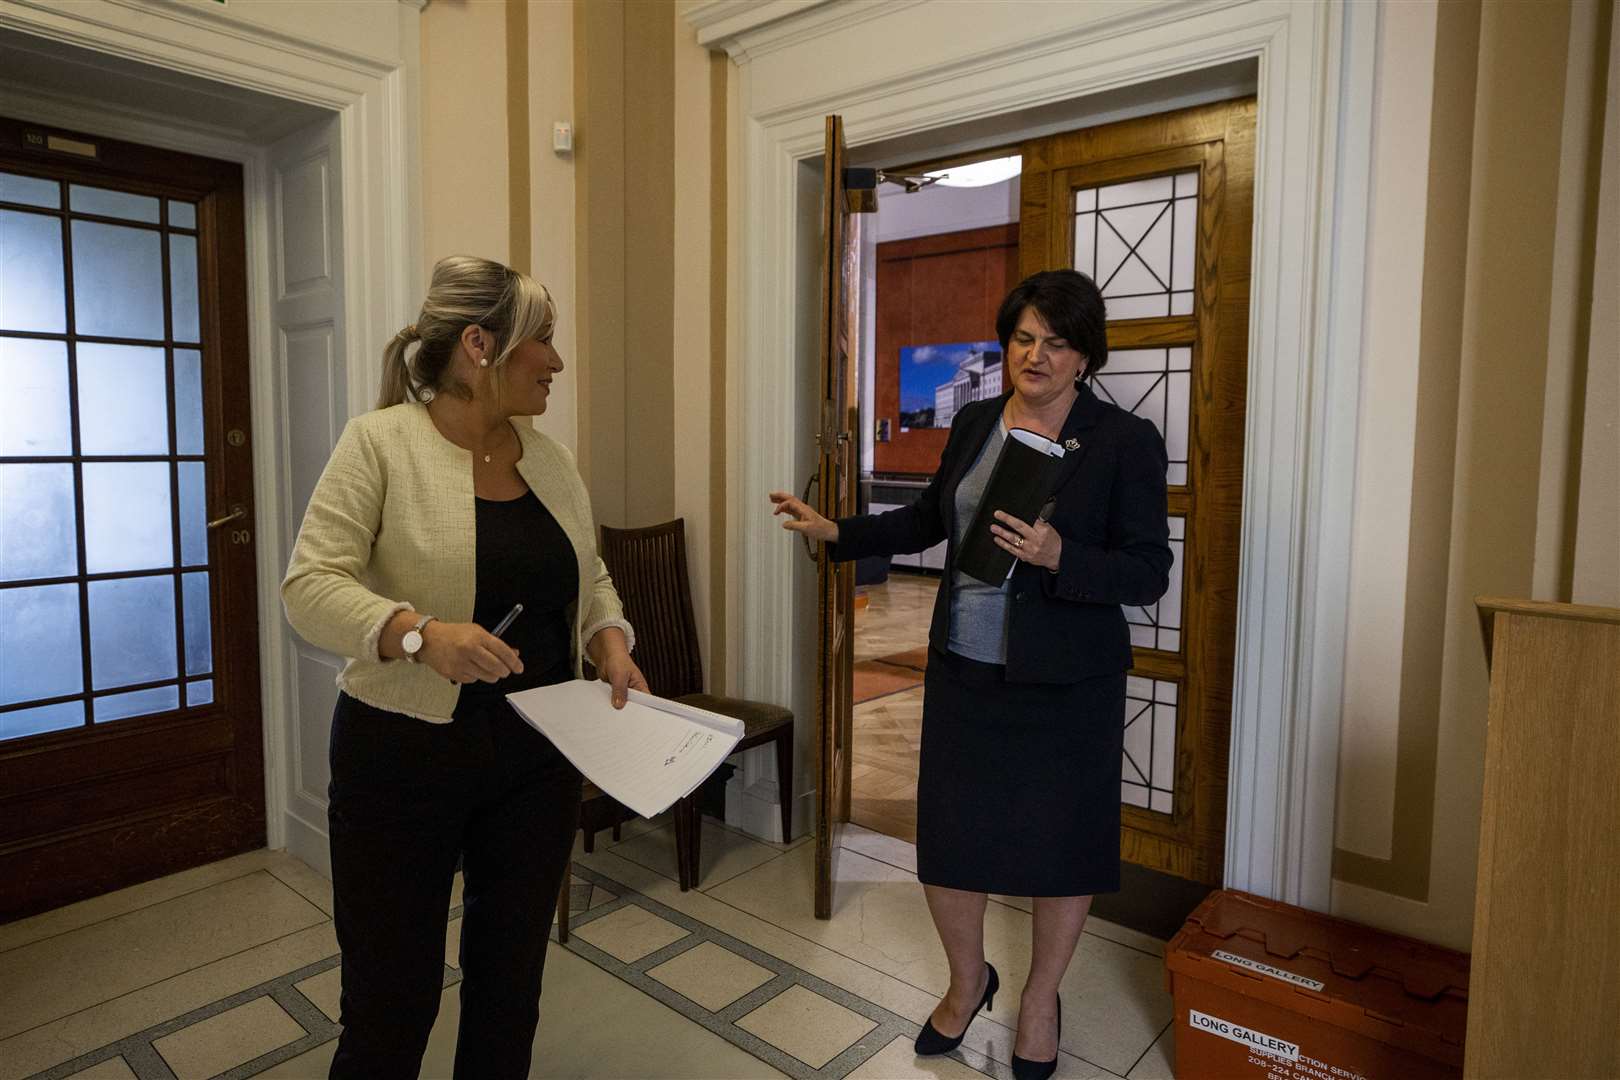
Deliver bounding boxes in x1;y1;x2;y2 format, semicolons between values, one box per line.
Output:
207;505;247;529
799;473;820;564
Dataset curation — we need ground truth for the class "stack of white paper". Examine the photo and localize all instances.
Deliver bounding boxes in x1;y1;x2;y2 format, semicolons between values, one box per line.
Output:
505;680;745;818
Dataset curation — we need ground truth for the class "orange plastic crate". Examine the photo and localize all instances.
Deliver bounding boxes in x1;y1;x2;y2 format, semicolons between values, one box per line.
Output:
1164;891;1468;1079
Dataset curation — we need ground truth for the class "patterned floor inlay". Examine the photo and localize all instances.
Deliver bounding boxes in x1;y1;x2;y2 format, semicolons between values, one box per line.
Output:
555;864;1007;1080
25;870;1011;1080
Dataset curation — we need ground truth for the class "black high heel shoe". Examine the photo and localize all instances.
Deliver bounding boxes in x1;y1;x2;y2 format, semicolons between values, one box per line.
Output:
1011;992;1061;1080
914;962;999;1056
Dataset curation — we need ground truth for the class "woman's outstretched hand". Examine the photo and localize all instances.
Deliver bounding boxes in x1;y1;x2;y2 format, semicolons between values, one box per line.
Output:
769;491;839;544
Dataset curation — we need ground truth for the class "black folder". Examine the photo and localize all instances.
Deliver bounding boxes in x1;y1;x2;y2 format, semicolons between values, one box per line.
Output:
954;428;1066;585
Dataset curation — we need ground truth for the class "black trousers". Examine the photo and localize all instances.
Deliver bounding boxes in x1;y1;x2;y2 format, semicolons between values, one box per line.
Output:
326;691;581;1080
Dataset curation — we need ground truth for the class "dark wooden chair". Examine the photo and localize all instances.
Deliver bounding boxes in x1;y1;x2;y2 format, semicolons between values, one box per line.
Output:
588;518;794;890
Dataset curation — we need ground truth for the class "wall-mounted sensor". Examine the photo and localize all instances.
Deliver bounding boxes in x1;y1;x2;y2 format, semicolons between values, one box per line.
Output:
553;122;573;155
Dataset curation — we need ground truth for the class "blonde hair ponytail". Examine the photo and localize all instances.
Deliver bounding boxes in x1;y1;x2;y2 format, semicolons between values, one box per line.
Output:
377;324;421;411
376;255;555;410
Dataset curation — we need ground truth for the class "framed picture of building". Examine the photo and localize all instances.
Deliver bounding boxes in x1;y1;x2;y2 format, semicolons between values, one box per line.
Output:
897;340;1001;431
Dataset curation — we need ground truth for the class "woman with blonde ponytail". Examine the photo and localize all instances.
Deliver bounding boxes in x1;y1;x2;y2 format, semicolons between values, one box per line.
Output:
283;255;646;1079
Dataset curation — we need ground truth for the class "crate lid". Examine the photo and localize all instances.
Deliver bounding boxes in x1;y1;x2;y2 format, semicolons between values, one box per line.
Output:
1165;890;1469;1064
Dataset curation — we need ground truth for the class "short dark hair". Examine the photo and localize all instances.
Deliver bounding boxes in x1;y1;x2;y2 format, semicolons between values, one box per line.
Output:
994;270;1108;379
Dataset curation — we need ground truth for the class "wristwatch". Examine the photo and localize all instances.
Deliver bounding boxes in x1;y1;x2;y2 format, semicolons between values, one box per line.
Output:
401;614;437;663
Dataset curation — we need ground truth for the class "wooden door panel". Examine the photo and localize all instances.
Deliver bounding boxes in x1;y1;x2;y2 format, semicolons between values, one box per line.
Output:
814;116;870;918
1019;98;1254;885
0;716;237;791
814;114;853;919
0;118;264;921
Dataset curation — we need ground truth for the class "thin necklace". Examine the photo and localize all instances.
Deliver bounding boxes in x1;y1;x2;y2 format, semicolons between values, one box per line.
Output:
480;424;510;464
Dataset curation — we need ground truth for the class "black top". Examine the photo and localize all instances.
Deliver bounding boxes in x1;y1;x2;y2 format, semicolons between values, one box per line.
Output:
455;489;578;712
830;384;1172;684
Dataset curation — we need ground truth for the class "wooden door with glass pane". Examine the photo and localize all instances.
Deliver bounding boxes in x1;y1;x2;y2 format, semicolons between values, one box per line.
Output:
0;119;262;921
1019;98;1254;885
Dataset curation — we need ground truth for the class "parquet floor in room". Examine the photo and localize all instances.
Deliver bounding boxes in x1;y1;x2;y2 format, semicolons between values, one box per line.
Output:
850;572;935;844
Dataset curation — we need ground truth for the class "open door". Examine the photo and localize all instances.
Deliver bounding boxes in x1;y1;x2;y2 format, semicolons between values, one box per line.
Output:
813;115;865;919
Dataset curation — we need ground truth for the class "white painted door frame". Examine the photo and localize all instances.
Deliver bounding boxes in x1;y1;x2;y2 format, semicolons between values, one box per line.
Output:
0;0;427;869
691;0;1379;910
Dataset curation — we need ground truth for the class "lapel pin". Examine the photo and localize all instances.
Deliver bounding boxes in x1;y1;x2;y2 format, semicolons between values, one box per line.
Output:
1064;437;1081;452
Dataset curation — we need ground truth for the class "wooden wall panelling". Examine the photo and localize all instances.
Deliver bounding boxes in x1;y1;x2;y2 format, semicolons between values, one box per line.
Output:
873;223;1019;475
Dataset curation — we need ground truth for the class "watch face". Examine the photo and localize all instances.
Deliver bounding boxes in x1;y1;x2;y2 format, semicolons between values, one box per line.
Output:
402;629;423;655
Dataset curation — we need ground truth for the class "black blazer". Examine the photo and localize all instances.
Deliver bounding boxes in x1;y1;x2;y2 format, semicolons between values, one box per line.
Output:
831;384;1171;683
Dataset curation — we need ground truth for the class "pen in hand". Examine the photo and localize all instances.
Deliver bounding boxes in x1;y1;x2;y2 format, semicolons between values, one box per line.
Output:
491;603;524;639
449;604;524;687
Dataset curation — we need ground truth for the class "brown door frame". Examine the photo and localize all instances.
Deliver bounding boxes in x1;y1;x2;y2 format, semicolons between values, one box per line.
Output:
0;117;265;921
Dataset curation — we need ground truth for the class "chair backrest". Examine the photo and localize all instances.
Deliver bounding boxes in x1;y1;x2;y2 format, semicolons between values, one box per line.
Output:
598;518;705;700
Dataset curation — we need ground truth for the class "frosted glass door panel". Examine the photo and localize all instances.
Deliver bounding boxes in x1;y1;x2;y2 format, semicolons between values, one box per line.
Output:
88;575;177;690
0;338;72;455
1126;517;1185;652
0;209;67;333
0;584;83;704
2;167;224;740
1074;170;1199;321
69;184;160;223
0;464;78;580
170;234;200;343
96;685;181;723
2;701;84;740
75;344;170;455
71;220;164;339
174;349;205;454
1121;676;1178;815
1;171;60;209
82;463;173;573
1094;347;1192;486
182;572;212;675
178;462;208;567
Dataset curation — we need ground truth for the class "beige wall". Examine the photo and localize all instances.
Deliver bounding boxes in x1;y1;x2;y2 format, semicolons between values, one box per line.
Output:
672;6;726;689
528;0;579;452
1335;0;1442;864
1573;3;1620;607
1331;0;1616;950
572;0;676;531
421;0;510;271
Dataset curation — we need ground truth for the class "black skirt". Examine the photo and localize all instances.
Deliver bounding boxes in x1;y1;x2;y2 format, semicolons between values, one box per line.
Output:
915;647;1126;896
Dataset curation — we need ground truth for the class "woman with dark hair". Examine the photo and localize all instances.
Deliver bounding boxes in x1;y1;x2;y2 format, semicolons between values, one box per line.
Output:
770;269;1171;1079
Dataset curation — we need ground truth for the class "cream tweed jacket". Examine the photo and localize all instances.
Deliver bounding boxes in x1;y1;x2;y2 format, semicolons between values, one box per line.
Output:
281;402;633;723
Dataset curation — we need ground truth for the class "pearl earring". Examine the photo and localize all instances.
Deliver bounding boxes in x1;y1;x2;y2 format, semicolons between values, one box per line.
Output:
479;357;490;368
